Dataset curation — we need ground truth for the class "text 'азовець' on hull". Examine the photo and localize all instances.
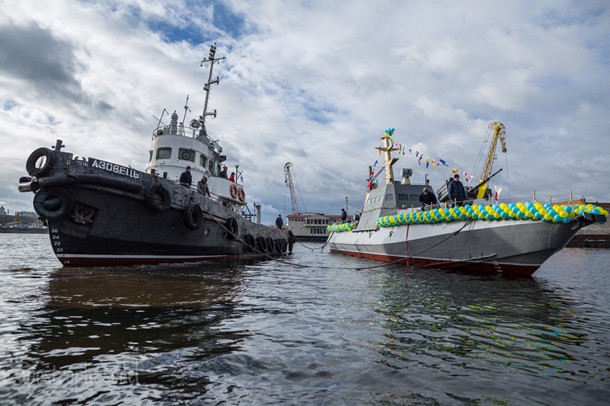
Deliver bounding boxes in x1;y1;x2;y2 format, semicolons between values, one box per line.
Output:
18;44;294;267
326;127;607;277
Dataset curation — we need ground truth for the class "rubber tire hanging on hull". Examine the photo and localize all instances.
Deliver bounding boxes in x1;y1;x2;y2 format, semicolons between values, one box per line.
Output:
288;231;295;253
33;187;71;221
26;148;56;177
266;237;275;254
183;203;204;230
255;236;268;253
224;217;238;240
146;185;172;212
274;239;283;254
243;234;255;253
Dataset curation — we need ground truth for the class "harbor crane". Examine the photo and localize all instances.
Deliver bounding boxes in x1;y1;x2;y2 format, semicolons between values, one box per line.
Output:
284;162;300;215
437;121;507;202
469;122;507;199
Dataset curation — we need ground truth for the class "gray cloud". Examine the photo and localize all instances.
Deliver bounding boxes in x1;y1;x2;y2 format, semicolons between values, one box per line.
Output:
0;21;84;102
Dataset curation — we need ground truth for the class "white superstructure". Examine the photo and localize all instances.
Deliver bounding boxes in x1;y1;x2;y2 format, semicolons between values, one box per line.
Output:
144;45;249;213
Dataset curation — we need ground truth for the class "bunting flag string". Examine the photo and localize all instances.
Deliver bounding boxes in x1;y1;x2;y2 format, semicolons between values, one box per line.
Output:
378;128;477;184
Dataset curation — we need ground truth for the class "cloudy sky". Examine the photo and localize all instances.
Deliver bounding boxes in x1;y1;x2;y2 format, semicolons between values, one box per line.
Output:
0;0;608;224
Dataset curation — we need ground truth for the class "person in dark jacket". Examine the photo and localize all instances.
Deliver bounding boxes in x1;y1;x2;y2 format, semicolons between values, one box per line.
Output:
179;166;192;187
340;208;347;223
448;174;467;206
219;166;228;179
275;215;284;229
197;176;210;196
419;187;438;210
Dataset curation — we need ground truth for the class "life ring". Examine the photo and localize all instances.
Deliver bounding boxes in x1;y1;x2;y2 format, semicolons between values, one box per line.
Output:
243;234;255;253
230;184;238;199
33;187;71;221
224;217;238;239
183;203;203;230
237;188;246;202
266;236;275;254
145;184;172;212
255;236;267;252
26;148;56;177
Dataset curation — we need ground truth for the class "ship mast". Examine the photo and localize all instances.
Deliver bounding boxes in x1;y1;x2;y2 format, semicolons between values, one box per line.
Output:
376;128;399;184
199;44;225;138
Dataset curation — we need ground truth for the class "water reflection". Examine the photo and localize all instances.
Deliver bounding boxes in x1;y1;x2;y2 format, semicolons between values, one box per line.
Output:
18;263;247;399
374;267;597;382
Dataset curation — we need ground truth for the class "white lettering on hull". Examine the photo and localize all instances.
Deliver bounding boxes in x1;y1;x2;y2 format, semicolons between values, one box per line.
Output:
88;158;140;179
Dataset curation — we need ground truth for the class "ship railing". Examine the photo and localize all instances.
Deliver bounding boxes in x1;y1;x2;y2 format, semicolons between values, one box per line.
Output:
151;124;199;140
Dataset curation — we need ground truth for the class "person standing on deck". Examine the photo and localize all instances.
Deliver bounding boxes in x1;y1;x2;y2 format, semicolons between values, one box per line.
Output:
340;208;347;223
448;174;467;206
179;166;192;188
276;215;284;229
197;176;211;196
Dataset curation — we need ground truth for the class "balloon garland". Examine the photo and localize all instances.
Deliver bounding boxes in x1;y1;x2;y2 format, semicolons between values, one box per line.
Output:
375;203;608;228
328;203;607;232
328;222;355;233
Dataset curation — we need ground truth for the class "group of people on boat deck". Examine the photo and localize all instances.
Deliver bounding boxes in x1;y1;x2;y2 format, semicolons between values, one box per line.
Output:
178;164;239;197
418;174;467;210
218;165;236;182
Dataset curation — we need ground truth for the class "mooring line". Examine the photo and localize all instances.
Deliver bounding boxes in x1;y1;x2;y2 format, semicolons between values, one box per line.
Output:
208;212;474;271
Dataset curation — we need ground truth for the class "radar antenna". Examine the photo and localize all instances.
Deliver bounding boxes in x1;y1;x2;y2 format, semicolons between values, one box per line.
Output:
199;44;226;138
284;162;300;215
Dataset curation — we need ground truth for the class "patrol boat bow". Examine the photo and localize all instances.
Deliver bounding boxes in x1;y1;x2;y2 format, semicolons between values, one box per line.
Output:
18;45;294;266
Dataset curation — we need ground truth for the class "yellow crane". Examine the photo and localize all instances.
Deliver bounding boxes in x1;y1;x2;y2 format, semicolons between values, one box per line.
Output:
472;122;507;199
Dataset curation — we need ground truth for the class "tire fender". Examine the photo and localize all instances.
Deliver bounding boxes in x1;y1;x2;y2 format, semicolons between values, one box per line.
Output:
243;234;255;253
224;217;238;239
255;236;267;252
183;203;204;230
26;148;56;177
33;187;71;221
146;184;172;212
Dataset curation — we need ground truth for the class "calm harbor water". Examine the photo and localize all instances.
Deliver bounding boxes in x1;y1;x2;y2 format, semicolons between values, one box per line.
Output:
0;234;608;405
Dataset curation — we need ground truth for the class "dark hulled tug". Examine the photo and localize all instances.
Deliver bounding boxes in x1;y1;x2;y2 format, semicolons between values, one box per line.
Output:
18;45;293;267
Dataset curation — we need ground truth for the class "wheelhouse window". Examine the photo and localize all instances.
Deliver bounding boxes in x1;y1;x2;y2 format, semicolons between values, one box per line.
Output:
200;154;207;168
179;148;195;162
156;147;171;159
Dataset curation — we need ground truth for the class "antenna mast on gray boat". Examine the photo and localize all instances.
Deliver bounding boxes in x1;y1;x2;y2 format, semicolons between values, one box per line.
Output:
199;44;225;138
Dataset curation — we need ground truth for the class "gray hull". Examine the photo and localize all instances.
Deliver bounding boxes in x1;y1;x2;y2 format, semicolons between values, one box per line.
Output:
328;219;588;276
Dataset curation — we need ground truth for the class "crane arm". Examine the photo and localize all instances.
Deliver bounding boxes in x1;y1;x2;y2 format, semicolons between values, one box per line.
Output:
476;122;507;199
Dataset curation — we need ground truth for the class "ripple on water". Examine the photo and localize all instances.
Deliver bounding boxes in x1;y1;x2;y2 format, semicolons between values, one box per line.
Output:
0;237;609;404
